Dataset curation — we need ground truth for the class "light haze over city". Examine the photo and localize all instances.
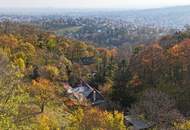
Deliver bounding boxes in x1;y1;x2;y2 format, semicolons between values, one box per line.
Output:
0;0;190;9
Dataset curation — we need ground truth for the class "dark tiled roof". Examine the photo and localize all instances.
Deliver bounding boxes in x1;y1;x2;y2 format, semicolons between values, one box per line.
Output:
125;115;154;130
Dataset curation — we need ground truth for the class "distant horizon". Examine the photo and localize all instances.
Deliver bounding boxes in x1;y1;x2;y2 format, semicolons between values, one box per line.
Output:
1;0;190;10
0;4;190;11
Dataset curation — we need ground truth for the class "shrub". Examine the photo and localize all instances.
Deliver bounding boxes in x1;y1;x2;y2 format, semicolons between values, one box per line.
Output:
66;108;127;130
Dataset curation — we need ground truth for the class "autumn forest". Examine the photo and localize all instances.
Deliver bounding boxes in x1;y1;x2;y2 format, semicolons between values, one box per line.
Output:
1;6;190;130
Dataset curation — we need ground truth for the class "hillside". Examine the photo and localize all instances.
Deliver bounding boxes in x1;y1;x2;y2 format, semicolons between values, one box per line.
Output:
107;5;190;28
1;21;190;129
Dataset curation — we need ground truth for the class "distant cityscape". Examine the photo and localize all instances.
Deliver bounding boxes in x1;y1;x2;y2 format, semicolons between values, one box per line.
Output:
1;5;190;46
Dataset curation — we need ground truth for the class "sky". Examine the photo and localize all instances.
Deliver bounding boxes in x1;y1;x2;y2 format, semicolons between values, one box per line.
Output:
0;0;190;9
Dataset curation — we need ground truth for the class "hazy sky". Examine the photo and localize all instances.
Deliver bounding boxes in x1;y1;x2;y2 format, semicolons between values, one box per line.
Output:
0;0;190;9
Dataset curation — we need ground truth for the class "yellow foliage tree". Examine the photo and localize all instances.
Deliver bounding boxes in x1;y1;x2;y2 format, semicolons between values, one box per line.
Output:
66;108;127;130
44;65;60;80
15;57;25;71
30;78;56;113
37;114;60;130
19;42;36;63
174;120;190;130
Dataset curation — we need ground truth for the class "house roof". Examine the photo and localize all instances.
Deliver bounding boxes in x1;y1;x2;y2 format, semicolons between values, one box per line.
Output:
66;81;105;105
80;56;96;65
71;85;93;97
125;116;154;130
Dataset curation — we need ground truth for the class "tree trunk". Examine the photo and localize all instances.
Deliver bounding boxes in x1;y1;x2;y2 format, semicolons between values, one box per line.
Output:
41;102;45;113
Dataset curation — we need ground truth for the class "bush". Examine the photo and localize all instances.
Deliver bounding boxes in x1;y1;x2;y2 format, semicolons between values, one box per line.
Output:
43;65;60;80
174;120;190;130
37;114;60;130
66;108;127;130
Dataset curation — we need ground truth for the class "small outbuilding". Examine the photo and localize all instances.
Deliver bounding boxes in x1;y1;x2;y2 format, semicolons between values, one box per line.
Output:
125;115;155;130
80;56;96;65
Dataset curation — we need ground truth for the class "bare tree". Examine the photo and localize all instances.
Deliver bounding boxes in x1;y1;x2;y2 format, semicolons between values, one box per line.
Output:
130;89;183;128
